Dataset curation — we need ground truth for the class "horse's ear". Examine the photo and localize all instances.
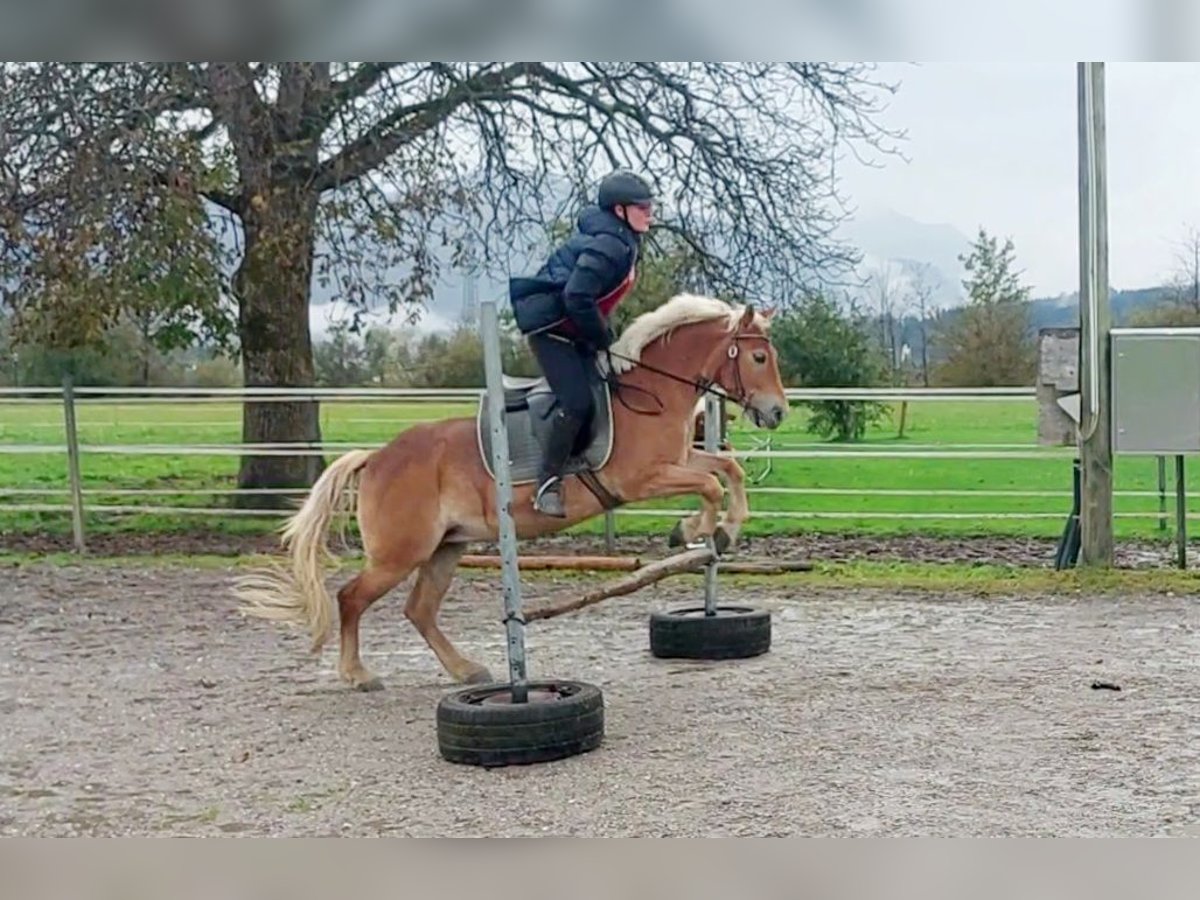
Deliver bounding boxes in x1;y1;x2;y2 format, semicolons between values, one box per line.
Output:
739;305;755;327
762;305;777;320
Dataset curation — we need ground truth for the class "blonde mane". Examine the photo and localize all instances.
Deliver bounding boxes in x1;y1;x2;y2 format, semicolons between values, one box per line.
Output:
606;293;765;375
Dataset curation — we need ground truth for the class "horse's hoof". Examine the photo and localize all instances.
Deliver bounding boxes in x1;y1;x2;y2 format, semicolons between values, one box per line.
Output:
464;667;494;685
668;521;686;548
354;676;384;693
713;527;733;556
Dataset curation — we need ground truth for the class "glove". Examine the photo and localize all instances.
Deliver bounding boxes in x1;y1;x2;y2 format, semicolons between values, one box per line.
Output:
578;331;611;355
595;322;615;350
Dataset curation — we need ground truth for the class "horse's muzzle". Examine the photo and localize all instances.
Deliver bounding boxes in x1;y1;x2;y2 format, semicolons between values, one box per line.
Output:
748;400;786;430
762;403;786;429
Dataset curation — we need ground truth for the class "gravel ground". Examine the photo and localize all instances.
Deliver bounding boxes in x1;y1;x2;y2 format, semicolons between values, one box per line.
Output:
1;561;1198;837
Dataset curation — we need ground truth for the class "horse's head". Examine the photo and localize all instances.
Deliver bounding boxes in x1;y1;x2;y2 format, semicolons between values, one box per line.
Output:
714;304;788;430
608;293;788;429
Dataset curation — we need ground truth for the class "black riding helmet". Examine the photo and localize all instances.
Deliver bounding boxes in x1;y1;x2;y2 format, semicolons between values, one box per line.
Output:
597;170;654;210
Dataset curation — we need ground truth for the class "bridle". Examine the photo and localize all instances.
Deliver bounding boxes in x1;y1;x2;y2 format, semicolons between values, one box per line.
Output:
600;329;773;417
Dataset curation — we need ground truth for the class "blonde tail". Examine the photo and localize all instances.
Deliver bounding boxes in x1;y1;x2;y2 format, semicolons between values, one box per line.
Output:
233;449;374;651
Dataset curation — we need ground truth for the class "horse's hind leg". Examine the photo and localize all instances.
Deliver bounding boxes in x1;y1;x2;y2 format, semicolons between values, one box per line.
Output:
336;563;413;691
404;542;493;685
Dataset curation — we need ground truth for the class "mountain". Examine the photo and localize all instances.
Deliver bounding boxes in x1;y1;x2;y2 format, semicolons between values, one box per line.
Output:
309;205;979;338
838;208;972;309
1024;286;1177;330
295;199;1183;342
874;284;1178;375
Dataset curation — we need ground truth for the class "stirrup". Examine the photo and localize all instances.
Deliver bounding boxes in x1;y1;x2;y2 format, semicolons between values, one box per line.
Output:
533;476;566;517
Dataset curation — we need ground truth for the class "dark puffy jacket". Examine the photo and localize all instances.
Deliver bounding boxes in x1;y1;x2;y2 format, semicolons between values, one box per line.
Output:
508;204;640;347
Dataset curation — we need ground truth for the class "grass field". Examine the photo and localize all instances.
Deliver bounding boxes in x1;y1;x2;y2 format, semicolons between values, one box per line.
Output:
0;395;1192;542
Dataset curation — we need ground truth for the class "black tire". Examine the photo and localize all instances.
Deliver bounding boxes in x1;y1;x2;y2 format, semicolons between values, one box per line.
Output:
649;605;771;660
436;679;604;768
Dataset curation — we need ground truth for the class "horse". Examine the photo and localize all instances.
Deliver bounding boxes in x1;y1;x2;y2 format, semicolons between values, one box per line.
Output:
234;293;788;691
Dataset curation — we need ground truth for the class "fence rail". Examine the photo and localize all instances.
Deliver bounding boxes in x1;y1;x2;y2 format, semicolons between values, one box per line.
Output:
0;385;1036;401
0;382;1184;553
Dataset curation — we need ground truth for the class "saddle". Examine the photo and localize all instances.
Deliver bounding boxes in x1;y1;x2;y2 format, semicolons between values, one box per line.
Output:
476;372;620;507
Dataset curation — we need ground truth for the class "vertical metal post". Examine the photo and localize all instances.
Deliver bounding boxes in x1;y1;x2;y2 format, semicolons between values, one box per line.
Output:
61;375;86;554
1176;455;1187;570
1076;61;1114;567
1054;458;1083;570
480;299;527;702
703;393;721;615
1158;455;1168;532
603;510;616;555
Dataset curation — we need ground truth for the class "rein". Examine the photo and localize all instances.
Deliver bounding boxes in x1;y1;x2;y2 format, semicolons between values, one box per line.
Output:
600;331;771;417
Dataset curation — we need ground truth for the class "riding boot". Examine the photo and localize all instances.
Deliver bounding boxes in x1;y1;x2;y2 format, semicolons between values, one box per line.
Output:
533;407;584;518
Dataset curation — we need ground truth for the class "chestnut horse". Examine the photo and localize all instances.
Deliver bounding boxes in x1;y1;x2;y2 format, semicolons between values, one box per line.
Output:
234;293;787;690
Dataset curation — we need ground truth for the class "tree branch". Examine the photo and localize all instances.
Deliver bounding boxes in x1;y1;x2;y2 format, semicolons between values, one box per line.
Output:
313;62;534;193
205;63;273;189
325;63;398;112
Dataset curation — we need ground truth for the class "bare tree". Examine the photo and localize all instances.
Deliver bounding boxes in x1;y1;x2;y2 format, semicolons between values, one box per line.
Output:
906;262;936;387
1127;223;1200;327
869;262;907;383
1;62;899;500
1169;223;1200;312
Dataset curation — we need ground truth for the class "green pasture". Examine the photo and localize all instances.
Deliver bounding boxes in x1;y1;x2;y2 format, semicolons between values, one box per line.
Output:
0;396;1192;542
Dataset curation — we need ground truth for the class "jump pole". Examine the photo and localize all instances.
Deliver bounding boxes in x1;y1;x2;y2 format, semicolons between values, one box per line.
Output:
646;390;772;660
434;298;605;768
479;297;529;702
702;392;722;615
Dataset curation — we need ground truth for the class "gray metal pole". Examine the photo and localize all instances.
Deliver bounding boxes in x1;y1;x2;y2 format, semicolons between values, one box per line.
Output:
1176;455;1187;570
61;375;86;554
479;299;528;701
1076;61;1114;567
603;510;616;555
703;393;721;615
1158;455;1167;532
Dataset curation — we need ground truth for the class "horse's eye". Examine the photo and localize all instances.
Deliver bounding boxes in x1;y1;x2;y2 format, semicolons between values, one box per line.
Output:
753;351;767;364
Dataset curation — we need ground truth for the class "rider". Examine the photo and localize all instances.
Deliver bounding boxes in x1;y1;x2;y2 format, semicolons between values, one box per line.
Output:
508;170;656;517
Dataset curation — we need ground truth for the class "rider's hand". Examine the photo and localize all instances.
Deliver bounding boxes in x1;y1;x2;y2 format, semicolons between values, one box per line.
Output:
595;323;615;350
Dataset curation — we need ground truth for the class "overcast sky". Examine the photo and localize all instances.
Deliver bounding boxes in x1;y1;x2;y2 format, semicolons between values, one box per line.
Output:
312;61;1200;337
840;62;1200;298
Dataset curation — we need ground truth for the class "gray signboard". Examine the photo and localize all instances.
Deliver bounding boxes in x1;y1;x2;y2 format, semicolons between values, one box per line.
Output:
1111;327;1200;454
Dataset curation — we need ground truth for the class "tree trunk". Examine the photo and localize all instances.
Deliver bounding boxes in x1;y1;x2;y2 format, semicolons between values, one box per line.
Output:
920;319;930;387
234;181;325;507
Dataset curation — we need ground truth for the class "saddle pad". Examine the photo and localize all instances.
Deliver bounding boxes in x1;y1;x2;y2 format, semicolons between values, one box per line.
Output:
477;379;614;485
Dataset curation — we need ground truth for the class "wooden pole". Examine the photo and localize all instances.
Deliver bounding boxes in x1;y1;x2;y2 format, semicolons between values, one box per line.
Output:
61;375;86;554
1077;61;1114;567
525;547;715;621
460;553;813;576
522;547;813;622
462;554;641;571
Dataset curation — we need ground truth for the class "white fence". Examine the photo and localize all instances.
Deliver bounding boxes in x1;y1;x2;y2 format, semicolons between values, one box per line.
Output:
0;383;1185;552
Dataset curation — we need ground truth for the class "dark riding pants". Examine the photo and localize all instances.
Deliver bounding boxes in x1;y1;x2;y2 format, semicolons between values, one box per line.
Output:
528;332;596;425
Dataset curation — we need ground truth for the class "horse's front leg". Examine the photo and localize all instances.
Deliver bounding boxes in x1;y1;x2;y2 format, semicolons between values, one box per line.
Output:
638;464;725;547
683;449;749;553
